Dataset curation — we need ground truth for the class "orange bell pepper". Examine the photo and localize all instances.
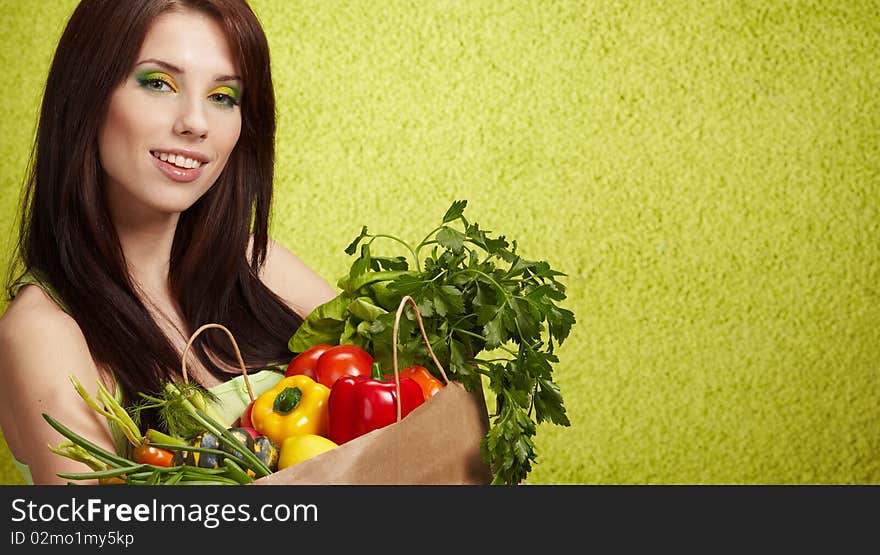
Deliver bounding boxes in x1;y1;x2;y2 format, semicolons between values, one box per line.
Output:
396;365;444;400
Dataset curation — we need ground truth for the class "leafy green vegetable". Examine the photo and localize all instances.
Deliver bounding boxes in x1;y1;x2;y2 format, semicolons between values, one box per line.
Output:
290;200;575;485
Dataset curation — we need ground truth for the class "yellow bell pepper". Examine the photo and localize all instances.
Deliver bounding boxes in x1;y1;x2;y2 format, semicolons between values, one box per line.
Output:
250;375;330;445
278;434;338;470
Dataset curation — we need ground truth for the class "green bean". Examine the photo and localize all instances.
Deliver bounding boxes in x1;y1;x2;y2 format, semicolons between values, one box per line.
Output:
56;464;148;481
222;458;254;485
42;414;132;468
176;466;230;475
178;476;241;485
163;472;184;485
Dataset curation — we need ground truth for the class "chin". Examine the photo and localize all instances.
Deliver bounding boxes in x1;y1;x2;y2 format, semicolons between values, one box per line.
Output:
137;191;208;217
154;182;215;210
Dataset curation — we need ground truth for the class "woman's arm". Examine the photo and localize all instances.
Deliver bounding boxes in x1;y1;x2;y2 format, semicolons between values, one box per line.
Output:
254;237;338;319
0;286;117;485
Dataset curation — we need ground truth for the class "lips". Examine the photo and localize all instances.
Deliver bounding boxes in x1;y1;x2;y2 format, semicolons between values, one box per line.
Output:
149;150;208;183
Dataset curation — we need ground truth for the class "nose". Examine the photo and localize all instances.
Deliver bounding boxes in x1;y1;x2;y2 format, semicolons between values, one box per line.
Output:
173;96;208;140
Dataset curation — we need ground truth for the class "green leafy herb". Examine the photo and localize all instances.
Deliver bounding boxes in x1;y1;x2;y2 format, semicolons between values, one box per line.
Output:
290;200;575;485
133;381;223;441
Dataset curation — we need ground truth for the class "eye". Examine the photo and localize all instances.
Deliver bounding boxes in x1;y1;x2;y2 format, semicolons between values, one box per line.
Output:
143;79;172;92
136;71;177;93
208;92;239;108
208;85;241;109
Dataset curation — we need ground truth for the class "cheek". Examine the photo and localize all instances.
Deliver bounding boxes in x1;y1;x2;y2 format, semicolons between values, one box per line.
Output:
211;116;243;167
98;98;151;171
221;118;242;156
98;111;124;171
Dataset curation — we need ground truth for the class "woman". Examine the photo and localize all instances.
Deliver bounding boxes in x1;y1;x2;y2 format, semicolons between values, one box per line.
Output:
0;0;336;484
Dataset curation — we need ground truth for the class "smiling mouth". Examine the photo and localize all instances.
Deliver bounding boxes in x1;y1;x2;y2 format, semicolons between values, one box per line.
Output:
150;150;206;169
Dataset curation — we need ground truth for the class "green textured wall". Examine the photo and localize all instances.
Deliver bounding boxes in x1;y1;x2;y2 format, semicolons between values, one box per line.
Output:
1;0;878;485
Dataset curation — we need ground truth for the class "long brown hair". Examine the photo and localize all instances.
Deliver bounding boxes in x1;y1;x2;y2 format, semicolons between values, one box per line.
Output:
9;0;302;428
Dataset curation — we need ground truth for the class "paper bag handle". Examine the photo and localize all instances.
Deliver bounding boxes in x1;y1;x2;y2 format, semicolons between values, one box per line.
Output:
391;295;451;422
181;323;255;403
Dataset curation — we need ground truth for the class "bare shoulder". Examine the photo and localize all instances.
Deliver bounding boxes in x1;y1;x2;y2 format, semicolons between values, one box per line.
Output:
0;284;90;369
0;285;114;484
248;235;338;318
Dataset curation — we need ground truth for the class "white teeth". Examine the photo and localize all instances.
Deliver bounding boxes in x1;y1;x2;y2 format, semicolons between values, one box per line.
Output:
152;151;203;169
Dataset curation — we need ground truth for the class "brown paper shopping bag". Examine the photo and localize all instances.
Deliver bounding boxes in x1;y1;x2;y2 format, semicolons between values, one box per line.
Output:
252;295;493;485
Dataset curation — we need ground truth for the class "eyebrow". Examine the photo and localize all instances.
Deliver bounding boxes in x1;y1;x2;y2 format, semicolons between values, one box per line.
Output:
135;58;242;83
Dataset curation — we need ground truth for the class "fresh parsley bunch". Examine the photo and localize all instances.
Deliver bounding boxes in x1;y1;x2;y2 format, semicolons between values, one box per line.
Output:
289;200;575;485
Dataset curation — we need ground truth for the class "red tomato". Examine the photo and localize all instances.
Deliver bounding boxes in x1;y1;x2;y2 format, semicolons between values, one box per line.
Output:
133;444;174;467
314;344;375;388
285;344;334;379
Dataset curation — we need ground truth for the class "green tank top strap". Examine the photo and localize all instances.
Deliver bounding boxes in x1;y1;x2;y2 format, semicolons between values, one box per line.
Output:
9;270;71;315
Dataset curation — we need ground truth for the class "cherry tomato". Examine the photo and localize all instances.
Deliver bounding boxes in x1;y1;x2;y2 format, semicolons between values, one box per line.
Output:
285;344;334;379
133;444;174;467
314;344;374;388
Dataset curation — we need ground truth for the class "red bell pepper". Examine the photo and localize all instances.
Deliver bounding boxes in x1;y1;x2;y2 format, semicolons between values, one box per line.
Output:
327;362;425;444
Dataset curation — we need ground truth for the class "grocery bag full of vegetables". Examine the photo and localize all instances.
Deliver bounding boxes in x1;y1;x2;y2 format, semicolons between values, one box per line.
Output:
283;200;575;485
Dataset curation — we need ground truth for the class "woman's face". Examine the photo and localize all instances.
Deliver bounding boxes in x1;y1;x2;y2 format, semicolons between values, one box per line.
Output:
98;8;242;224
